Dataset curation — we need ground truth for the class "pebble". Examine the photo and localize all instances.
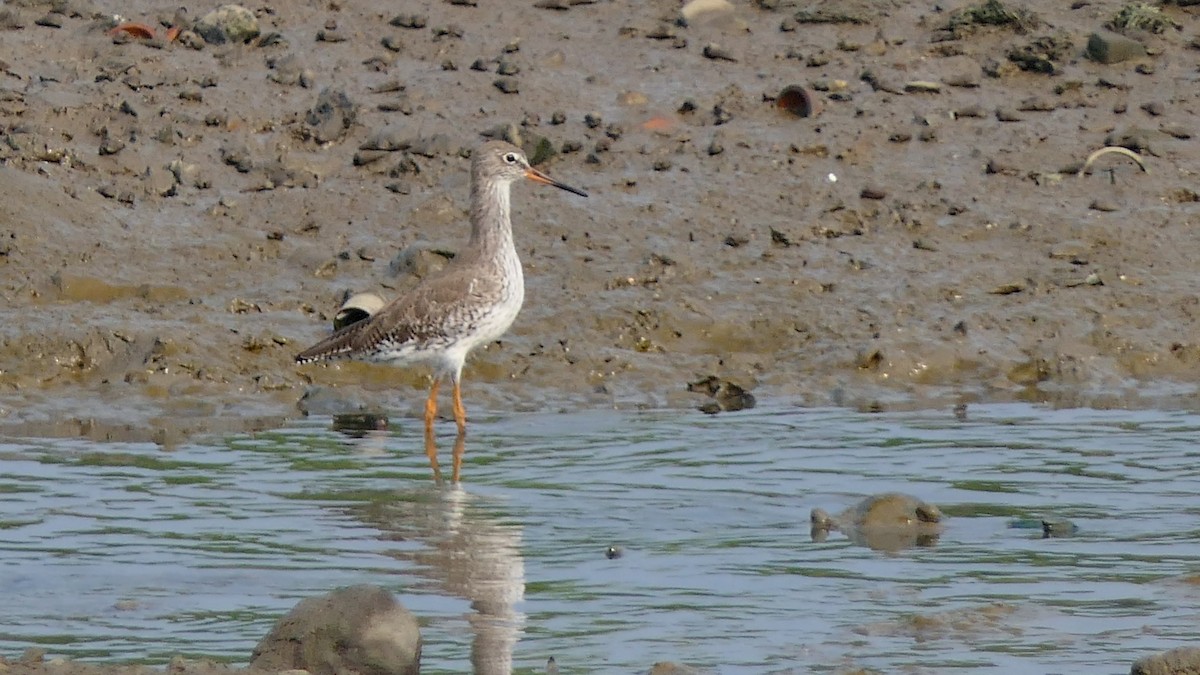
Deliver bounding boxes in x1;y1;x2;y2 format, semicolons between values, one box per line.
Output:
701;43;736;62
1017;97;1054;112
316;29;347;43
1085;30;1145;64
389;244;453;279
1048;241;1088;262
1089;199;1119;212
680;0;733;22
955;104;985;118
706;133;723;156
194;4;260;45
1160;124;1192;140
98;134;125;156
989;282;1025;295
995;107;1023;122
1105;127;1157;154
389;14;426;29
904;80;942;93
493;77;519;94
941;56;983;87
305;88;356;143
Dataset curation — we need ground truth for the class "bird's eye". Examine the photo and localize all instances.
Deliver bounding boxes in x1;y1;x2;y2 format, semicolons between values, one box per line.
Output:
503;152;519;164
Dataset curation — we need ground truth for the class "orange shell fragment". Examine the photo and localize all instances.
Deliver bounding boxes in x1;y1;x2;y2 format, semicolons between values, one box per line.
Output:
108;22;157;39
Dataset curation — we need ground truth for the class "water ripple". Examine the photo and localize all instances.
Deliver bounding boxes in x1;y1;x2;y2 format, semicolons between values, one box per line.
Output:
2;403;1199;672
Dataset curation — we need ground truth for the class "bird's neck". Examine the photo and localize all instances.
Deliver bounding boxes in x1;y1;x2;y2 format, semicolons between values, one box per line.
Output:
468;179;515;255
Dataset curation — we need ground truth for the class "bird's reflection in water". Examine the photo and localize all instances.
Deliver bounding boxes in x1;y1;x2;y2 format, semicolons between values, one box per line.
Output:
330;424;525;674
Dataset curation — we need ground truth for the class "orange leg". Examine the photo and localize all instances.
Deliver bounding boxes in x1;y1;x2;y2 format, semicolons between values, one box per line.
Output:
451;378;467;435
424;429;442;483
424;379;442;482
451;430;465;483
424;379;440;436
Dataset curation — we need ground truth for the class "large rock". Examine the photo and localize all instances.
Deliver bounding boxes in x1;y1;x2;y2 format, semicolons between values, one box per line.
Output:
250;585;421;675
811;493;944;552
1131;646;1200;675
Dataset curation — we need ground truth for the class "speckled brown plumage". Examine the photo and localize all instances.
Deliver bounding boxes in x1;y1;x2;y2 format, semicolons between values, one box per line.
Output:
296;140;587;449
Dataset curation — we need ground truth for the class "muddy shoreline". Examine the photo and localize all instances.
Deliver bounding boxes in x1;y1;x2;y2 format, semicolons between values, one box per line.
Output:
0;0;1198;451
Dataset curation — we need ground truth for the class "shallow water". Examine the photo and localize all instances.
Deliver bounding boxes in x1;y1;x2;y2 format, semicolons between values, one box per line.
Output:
3;403;1200;673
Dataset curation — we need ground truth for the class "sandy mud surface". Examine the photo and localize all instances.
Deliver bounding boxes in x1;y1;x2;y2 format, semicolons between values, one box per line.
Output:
0;0;1198;444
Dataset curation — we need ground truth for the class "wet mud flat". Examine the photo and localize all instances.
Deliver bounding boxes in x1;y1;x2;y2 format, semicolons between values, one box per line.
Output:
1;0;1199;443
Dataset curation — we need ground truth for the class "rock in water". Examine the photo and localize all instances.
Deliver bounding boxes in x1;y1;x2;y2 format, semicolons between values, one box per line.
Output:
250;584;421;675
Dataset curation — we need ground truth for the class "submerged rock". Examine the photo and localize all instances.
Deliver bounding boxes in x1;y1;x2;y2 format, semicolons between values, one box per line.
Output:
811;493;944;552
1131;646;1200;675
250;584;421;675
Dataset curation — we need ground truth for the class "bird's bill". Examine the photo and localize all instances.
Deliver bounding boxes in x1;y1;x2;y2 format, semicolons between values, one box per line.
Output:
525;168;588;198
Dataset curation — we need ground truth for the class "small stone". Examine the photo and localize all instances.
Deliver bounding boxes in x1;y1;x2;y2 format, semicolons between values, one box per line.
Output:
1160;124;1192;140
1018;97;1055;112
617;91;648;106
707;133;723;156
98;134;126;156
305;88;356;143
194;4;260;45
493;78;519;94
1085;30;1145;64
1140;101;1165;116
1089;199;1119;212
995;107;1023;122
955;104;985;118
860;186;886;200
1049;240;1088;262
388;14;426;29
989;282;1025;295
904;80;942;93
316;29;347;42
701;43;736;62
